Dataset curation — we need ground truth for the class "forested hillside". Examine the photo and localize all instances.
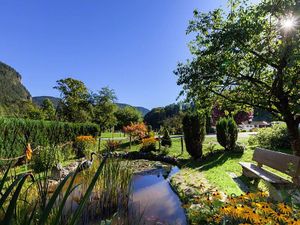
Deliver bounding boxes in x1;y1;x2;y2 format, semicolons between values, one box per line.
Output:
0;61;32;116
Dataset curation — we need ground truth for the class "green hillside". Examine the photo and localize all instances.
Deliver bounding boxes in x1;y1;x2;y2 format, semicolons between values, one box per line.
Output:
0;61;32;116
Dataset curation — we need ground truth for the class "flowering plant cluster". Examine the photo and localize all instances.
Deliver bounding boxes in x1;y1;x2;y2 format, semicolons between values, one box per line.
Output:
187;191;300;225
75;135;97;144
74;136;97;158
140;137;157;152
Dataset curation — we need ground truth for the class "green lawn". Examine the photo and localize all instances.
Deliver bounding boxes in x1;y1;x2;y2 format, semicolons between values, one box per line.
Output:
100;132;124;138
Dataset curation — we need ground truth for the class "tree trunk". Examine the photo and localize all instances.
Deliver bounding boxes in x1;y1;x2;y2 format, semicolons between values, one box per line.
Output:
98;131;102;152
285;118;300;156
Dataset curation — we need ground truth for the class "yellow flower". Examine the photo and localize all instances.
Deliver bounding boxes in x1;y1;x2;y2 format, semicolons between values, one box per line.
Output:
278;203;293;215
25;143;32;160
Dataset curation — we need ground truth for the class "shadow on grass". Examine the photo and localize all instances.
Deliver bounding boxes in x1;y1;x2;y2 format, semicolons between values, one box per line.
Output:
178;150;244;172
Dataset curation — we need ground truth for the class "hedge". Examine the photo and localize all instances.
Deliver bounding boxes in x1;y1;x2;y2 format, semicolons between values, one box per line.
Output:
0;117;99;160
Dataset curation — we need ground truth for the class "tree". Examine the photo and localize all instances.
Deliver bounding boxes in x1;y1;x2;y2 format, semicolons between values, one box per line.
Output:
115;106;142;130
175;0;300;156
123;122;148;149
90;87;118;136
216;117;238;151
41;98;56;120
161;128;172;147
54;78;90;122
182;112;206;159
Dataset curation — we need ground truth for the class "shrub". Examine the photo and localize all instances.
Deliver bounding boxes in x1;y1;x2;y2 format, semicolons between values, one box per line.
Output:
161;128;172;147
248;124;290;151
104;140;122;152
140;137;157;152
73;135;97;158
31;146;62;173
182;112;206;159
216;117;238;151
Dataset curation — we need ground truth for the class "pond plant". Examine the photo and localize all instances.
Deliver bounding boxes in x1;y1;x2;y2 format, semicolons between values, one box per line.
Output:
0;156;135;225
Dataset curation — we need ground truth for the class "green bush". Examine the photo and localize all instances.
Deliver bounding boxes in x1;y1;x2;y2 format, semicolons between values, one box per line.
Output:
31;146;63;173
0;117;99;163
182;112;206;159
161;128;172;147
248;124;290;151
216;117;238;151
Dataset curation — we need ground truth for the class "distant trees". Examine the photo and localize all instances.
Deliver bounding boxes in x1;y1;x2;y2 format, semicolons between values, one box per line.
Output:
41;99;56;120
144;103;183;132
115;106;142;130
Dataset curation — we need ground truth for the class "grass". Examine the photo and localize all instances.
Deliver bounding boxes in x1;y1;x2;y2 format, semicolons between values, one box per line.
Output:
100;132;124;138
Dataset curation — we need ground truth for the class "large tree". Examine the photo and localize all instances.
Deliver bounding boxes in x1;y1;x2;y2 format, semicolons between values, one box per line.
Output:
54;78;90;122
175;0;300;155
90;87;118;135
115;106;142;130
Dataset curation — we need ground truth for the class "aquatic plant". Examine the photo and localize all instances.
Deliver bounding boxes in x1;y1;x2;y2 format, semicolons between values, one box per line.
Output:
0;157;107;225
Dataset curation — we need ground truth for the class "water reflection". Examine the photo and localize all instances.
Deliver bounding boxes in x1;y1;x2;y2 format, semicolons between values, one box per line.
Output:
129;166;187;225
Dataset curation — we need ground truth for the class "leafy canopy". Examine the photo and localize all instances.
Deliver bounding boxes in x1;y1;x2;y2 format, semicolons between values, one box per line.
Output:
175;0;300;121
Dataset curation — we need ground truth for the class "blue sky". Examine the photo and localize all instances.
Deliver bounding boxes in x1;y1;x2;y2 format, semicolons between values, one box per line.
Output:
1;0;234;109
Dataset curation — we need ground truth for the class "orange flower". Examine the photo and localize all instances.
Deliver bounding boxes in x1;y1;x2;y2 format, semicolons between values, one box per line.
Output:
25;143;32;160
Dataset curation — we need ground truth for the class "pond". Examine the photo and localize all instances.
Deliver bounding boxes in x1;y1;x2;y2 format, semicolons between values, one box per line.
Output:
128;166;187;225
59;160;187;225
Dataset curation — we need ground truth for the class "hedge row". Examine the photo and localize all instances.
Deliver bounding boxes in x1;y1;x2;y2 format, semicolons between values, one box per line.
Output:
0;117;99;159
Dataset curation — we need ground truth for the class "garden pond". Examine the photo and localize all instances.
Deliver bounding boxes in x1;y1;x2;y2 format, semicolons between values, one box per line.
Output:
57;159;187;225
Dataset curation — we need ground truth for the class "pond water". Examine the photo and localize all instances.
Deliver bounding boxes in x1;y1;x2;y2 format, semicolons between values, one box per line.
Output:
128;166;187;225
59;161;187;225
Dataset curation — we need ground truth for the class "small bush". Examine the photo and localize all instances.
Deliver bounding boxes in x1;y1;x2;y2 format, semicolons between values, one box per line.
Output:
104;140;122;152
73;135;97;158
31;146;62;173
233;142;246;153
248;124;290;151
161;128;172;147
182;112;206;159
216;117;238;151
140;137;157;152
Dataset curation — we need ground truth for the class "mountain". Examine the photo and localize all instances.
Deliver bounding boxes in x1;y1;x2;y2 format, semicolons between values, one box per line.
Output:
0;61;32;115
33;96;60;108
116;103;150;116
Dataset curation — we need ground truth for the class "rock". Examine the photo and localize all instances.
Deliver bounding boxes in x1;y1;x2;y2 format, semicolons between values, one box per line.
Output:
47;179;59;193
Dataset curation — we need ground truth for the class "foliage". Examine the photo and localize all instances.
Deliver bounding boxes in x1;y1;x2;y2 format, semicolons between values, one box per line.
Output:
212;104;253;125
161;128;172;147
73;135;97;158
175;0;300;155
90;87;118;133
31;146;63;173
144;103;182;130
162;113;185;134
182;112;206;159
41;98;56;120
0;157;108;225
0;117;99;164
104;140;122;152
216;117;238;151
140;137;157;153
123;122;148;141
248;124;290;151
115;106;142;130
54;78;91;122
188;191;300;225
